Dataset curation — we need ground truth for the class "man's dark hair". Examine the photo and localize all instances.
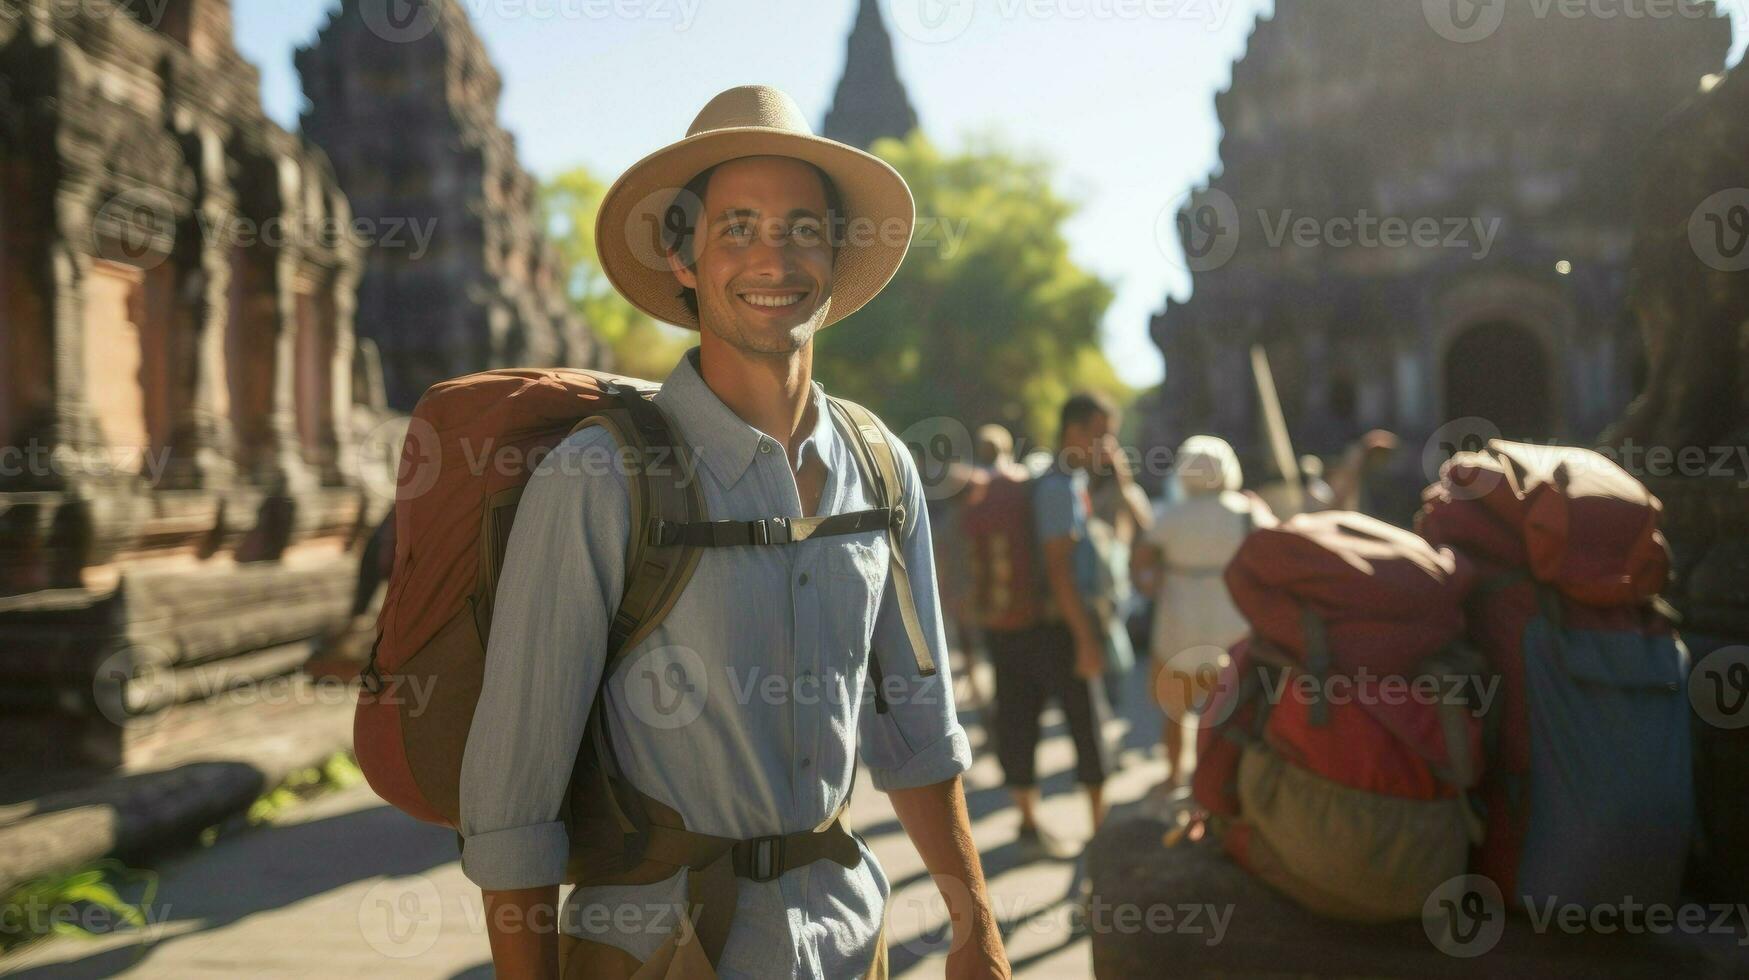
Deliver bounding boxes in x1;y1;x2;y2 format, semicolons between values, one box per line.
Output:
663;163;846;319
1059;391;1119;438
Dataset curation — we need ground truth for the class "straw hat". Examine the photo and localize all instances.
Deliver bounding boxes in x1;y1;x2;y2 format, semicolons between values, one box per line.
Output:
594;85;916;330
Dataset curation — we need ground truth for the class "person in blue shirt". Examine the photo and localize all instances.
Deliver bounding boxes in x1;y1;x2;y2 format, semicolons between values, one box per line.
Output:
991;392;1138;860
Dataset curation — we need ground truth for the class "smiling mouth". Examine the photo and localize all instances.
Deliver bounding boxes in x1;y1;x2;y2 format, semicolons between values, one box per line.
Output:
738;291;806;310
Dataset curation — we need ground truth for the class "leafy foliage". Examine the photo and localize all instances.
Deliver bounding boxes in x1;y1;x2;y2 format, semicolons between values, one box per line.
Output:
814;132;1127;448
541;167;694;380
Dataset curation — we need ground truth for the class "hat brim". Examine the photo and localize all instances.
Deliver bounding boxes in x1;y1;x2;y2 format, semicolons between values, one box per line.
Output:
595;128;915;331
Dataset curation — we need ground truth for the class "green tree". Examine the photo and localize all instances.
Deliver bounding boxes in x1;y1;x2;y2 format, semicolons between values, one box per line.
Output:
542;167;693;379
814;132;1126;452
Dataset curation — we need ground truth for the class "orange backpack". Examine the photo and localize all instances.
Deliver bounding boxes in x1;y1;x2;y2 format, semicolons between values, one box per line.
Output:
352;367;935;962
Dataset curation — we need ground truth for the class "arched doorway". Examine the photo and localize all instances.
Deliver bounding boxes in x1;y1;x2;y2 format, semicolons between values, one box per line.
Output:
1443;320;1554;441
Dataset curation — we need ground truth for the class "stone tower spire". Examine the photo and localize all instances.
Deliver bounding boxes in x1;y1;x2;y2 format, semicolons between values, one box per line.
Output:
822;0;920;150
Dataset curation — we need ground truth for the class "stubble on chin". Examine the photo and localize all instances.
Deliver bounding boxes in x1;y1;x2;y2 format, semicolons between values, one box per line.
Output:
702;301;829;357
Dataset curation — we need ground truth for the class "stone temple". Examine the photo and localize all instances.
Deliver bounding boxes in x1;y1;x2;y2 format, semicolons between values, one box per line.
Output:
823;0;920;151
1144;0;1734;517
0;0;382;769
297;0;598;411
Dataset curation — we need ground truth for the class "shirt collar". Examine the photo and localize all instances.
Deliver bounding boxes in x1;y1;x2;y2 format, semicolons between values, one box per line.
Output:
657;346;836;489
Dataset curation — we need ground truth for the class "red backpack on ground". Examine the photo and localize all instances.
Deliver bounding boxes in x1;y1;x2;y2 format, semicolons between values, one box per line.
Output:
1194;511;1487;922
1418;440;1692;911
960;463;1049;630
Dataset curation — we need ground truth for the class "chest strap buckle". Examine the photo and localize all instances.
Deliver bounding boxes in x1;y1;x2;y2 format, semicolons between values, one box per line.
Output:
743;834;785;882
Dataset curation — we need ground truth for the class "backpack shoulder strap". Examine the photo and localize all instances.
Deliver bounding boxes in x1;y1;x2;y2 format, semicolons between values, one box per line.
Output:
826;396;938;679
570;383;707;677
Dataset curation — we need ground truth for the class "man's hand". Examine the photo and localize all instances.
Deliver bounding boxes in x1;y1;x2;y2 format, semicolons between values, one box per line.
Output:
1074;629;1106;680
888;778;1011;979
946;917;1012;980
1097;434;1133;487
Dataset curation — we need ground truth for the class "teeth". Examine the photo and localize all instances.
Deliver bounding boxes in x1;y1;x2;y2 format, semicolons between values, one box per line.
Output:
742;293;802;308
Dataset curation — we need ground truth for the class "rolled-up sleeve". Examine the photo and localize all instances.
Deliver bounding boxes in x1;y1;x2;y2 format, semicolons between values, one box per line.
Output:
458;428;630;891
858;423;973;792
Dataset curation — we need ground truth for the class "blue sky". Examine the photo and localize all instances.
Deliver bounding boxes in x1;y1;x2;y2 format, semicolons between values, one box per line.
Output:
234;1;1745;390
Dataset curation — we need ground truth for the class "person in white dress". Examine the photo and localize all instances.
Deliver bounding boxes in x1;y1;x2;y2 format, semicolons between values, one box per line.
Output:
1132;436;1271;789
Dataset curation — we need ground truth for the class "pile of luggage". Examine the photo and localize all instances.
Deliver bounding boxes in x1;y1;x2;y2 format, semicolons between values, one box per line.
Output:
1193;440;1694;921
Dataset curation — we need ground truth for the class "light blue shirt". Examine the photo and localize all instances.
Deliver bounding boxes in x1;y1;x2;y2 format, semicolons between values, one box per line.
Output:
457;347;971;977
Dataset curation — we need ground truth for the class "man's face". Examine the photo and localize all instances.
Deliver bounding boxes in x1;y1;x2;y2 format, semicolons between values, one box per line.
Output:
1062;411;1114;471
669;156;835;355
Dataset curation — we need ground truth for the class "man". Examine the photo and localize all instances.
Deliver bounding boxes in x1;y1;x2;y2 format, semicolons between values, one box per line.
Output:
457;87;1009;979
990;394;1126;860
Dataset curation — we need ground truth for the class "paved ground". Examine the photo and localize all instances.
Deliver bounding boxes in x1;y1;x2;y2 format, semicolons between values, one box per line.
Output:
1;660;1172;979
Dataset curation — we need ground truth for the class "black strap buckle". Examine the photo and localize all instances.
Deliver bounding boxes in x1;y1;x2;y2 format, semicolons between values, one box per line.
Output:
647;519;676;547
746;835;784;882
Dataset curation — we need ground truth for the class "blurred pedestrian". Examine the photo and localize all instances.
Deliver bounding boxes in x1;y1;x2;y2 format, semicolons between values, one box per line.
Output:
1133;435;1271;790
976;394;1127;860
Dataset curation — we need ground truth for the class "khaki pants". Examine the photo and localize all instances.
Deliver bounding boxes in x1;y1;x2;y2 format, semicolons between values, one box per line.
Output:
560;918;888;980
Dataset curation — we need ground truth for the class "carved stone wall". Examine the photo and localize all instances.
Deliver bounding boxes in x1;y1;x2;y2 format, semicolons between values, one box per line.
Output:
1145;0;1732;515
296;0;599;411
0;0;380;772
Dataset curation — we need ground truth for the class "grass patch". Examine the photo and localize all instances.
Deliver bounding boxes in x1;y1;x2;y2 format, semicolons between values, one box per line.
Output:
202;751;365;846
0;860;159;958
